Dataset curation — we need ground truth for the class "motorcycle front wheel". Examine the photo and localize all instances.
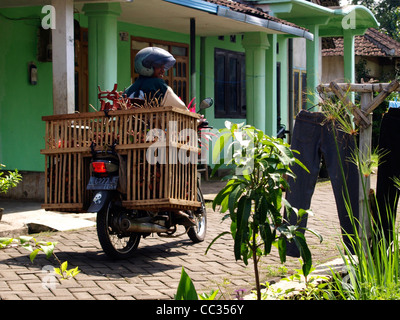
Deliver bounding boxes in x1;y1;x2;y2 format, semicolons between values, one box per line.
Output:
96;200;141;260
187;186;207;243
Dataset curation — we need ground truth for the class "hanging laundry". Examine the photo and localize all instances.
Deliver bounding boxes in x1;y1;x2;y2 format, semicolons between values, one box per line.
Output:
375;107;400;243
388;98;400;109
285;110;359;257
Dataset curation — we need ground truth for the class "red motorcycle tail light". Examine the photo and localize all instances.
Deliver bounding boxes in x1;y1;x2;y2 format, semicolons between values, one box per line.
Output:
92;162;107;173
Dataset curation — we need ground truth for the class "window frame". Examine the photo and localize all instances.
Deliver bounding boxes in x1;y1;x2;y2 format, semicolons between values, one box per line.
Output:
300;70;307;110
293;69;300;117
293;69;307;117
214;48;246;119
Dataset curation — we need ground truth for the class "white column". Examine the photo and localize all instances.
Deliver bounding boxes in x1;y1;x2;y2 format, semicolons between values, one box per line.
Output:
51;0;75;114
305;24;320;110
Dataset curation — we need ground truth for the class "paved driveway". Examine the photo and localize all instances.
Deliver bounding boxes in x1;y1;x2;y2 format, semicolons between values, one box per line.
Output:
0;178;359;300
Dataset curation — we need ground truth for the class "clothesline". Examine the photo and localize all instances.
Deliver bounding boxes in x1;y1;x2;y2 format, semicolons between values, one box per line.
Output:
317;80;400;128
316;79;400;248
317;82;400;94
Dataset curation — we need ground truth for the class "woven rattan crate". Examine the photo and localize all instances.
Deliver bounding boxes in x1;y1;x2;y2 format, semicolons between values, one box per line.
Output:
41;106;201;211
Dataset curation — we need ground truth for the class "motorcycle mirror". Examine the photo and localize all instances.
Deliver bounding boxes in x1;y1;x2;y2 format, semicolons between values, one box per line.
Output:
199;97;213;110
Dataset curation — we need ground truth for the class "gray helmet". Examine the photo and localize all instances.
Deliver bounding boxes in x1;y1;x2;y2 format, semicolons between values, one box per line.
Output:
134;47;176;77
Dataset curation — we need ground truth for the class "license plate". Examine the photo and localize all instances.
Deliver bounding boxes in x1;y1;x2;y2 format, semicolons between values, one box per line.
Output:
87;176;119;190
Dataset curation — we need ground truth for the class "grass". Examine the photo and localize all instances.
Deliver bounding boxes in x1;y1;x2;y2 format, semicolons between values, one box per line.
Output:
308;92;400;300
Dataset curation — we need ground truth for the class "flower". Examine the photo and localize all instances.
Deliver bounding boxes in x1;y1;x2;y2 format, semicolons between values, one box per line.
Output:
234;288;248;300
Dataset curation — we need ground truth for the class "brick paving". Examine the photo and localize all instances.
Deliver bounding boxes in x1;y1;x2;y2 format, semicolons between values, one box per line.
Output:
0;177;381;300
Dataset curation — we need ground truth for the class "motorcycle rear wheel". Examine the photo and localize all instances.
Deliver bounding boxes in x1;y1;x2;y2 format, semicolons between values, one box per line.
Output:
187;186;207;243
97;200;141;260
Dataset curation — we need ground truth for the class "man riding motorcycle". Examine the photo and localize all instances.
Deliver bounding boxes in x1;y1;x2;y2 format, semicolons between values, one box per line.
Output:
124;46;187;110
124;46;206;227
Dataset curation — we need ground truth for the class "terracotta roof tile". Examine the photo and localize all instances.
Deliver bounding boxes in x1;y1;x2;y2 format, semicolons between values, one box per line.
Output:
364;28;400;56
322;28;400;57
204;0;308;31
319;0;340;7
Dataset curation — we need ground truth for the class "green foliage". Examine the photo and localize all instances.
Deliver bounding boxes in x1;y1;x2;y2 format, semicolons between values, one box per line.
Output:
0;236;80;281
0;164;22;194
199;289;220;300
175;267;219;300
355;58;371;83
351;0;400;42
208;121;322;300
256;265;332;300
319;90;400;300
327;206;400;300
54;261;81;280
327;232;400;300
175;267;198;300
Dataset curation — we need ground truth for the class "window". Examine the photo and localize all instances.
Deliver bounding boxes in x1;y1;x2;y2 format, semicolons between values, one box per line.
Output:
293;70;300;117
293;69;307;117
277;62;281;126
214;48;246;119
130;37;189;105
74;27;88;113
301;71;307;110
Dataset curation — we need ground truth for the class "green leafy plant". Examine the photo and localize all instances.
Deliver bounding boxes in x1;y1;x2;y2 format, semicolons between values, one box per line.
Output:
54;261;81;280
0;236;80;281
207;121;322;300
256;265;332;300
175;267;219;300
326;192;400;300
175;267;198;300
319;90;400;300
0;164;22;194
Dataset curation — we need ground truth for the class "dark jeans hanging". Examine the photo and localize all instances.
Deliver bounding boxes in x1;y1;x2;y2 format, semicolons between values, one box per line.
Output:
375;108;400;242
285;110;359;257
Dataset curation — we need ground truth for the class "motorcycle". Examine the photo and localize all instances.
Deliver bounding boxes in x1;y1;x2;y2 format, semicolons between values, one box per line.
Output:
86;98;213;259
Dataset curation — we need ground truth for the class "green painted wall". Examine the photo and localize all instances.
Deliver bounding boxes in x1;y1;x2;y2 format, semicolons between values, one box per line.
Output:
0;7;53;172
0;6;284;173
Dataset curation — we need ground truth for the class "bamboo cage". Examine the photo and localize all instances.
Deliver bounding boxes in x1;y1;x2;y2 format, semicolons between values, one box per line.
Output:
41;106;201;212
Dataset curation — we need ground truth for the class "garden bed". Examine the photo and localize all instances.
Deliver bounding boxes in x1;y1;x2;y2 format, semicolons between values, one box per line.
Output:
244;257;352;300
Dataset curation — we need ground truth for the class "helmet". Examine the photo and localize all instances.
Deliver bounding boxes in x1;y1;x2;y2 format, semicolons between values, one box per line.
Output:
134;47;176;77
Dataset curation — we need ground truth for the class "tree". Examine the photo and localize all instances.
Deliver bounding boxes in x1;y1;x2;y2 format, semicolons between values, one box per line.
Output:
351;0;400;41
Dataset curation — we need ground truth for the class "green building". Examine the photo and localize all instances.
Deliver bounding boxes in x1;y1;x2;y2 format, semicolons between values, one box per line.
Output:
0;0;377;200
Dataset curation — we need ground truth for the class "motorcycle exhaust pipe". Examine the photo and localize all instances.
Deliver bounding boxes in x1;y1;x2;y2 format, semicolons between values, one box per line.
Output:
121;218;168;233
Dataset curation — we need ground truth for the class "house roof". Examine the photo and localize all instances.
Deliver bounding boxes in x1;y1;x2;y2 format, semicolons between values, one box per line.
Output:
117;0;314;39
0;0;312;39
322;28;400;57
317;0;340;6
253;1;378;37
205;0;309;31
162;0;313;38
